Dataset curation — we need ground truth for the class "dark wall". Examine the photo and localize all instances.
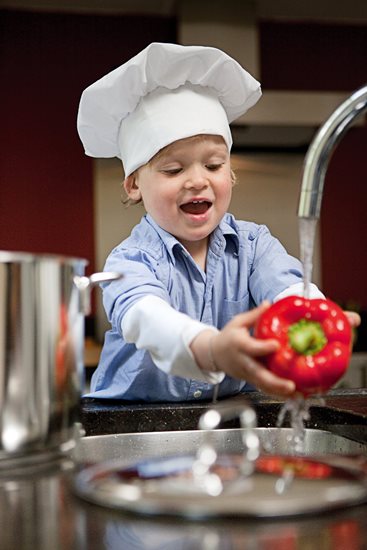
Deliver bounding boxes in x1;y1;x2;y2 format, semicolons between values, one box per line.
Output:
259;20;367;92
321;128;367;307
260;20;367;312
0;9;177;275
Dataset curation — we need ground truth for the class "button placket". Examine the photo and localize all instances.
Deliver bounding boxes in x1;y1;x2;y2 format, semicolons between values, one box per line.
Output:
201;238;223;323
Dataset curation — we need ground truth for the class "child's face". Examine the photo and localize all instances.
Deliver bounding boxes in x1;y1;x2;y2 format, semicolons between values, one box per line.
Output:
125;135;232;251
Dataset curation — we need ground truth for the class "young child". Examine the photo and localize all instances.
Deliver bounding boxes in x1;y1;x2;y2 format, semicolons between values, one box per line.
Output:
77;43;351;402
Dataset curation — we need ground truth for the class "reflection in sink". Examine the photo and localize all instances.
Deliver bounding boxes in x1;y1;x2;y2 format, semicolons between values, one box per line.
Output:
74;428;366;466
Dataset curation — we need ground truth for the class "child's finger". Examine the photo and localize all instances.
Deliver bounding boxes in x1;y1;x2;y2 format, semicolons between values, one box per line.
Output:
344;311;361;328
240;336;279;356
239;355;295;396
230;301;271;328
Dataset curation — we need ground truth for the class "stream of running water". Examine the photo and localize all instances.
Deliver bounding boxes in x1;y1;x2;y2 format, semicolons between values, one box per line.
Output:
299;217;318;298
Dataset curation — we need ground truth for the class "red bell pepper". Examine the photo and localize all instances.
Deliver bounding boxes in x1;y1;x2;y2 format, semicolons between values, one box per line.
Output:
255;456;333;479
254;296;352;396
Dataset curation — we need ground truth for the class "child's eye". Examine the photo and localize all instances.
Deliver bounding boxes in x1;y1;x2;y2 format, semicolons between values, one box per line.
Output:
161;168;182;175
206;163;223;171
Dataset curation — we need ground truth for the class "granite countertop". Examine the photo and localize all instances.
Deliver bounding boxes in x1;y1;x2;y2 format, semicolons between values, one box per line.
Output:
80;388;367;442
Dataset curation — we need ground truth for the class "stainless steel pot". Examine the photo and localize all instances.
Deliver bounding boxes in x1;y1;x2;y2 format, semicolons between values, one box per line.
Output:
0;250;120;467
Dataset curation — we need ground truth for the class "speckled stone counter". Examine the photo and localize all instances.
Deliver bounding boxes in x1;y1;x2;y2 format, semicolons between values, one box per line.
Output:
80;388;367;443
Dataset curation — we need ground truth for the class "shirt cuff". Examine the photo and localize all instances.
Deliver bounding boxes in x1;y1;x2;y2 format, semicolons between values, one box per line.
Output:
274;282;325;302
121;295;225;384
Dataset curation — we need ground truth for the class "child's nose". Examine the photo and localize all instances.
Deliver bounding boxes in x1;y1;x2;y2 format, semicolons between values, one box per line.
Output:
184;165;208;188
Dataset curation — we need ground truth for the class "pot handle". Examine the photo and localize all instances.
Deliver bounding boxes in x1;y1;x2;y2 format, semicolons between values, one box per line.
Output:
74;271;123;315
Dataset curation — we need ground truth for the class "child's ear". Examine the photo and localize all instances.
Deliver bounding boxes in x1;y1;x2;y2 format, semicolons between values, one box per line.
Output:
124;174;141;201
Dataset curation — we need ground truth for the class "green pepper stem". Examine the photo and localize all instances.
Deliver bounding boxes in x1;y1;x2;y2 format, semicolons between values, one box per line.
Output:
288;319;327;355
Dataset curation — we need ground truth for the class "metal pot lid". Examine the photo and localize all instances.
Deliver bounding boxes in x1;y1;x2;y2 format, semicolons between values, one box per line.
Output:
73;453;367;519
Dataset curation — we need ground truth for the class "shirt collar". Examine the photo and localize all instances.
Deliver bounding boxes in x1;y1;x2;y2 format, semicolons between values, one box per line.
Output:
145;214;185;265
214;215;240;254
145;213;240;263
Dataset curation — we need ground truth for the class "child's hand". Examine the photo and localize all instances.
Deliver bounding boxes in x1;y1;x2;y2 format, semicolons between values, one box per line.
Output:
343;310;361;328
191;302;296;398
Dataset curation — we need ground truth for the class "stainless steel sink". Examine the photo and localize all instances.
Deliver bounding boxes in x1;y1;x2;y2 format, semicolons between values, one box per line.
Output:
73;427;367;518
74;427;367;466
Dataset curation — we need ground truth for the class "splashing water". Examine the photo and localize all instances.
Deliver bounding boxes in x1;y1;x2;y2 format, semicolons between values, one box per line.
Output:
276;395;326;455
299;217;318;298
277;397;311;454
272;395;326;494
275;468;295;495
212;384;219;404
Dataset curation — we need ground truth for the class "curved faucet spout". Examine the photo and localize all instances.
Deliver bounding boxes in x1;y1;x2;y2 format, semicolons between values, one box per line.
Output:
298;84;367;219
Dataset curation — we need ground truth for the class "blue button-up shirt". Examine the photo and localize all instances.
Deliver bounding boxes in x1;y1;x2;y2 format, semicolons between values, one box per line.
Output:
86;213;303;402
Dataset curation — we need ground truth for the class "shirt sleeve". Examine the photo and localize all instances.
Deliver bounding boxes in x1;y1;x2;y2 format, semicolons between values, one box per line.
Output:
121;295;225;383
100;246;170;334
248;224;305;303
274;282;325;302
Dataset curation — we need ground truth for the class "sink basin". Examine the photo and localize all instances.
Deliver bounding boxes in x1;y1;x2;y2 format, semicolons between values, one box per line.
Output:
74;427;367;466
73;428;367;518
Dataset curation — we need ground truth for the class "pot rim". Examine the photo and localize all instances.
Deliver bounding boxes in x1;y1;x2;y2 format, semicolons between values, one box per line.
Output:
0;250;88;265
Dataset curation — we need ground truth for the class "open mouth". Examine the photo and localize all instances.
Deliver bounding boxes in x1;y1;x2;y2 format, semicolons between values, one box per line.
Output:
180;200;212;215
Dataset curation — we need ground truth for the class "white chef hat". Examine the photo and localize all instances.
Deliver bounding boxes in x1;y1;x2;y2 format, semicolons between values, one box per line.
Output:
77;42;261;177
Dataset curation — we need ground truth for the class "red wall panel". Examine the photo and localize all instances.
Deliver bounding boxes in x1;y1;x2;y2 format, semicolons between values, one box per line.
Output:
320;126;367;309
259;20;367;92
0;10;177;276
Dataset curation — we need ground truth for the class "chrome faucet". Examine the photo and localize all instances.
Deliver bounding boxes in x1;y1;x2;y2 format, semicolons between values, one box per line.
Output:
298;84;367;219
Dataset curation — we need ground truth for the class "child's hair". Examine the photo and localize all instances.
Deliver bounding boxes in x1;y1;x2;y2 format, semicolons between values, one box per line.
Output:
121;134;237;207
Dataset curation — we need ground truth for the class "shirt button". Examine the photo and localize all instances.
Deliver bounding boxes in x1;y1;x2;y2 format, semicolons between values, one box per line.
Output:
193;390;202;399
